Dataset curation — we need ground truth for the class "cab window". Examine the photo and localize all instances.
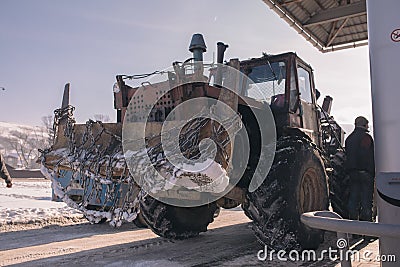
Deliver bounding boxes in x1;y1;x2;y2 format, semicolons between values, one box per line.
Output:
297;66;312;103
289;64;298;111
244;61;286;106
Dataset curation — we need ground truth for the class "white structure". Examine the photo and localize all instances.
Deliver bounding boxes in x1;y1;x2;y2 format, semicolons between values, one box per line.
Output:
367;1;400;265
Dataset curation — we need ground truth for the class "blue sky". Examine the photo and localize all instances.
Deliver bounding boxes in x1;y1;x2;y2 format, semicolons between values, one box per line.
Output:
0;0;371;126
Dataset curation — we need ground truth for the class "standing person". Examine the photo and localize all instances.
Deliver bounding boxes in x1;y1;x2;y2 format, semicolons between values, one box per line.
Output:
345;116;375;224
0;153;13;188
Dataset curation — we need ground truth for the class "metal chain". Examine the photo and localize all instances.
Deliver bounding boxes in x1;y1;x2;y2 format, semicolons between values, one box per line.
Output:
41;104;240;225
41;105;141;226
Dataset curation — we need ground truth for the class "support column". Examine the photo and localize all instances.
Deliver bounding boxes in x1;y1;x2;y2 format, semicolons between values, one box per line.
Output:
367;1;400;265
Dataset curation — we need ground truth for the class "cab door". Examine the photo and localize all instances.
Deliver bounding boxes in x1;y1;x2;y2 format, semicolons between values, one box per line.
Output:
296;63;320;145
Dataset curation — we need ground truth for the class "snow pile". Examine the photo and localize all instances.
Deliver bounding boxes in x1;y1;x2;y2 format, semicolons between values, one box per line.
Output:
0;180;82;225
170;159;230;193
125;149;230;194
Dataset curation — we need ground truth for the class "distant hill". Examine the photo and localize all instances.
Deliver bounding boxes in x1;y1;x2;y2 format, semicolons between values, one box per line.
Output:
0;121;44;137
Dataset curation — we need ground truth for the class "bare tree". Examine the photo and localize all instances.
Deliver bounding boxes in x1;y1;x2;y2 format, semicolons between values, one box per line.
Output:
93;114;111;122
42;115;55;147
6;131;34;168
5;128;48;168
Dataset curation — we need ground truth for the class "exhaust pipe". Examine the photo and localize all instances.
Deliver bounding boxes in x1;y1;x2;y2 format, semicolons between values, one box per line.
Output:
189;34;207;75
189;33;207;62
215;42;229;88
217;42;228;64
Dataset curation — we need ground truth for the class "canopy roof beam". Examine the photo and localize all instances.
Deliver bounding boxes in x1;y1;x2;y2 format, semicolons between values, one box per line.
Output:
304;0;366;27
326;18;348;47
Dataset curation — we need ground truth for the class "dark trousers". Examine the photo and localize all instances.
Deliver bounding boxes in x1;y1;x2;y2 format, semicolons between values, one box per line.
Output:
0;153;12;183
347;171;374;222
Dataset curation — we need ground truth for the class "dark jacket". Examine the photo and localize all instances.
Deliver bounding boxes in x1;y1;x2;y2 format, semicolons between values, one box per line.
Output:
0;153;12;183
345;127;375;175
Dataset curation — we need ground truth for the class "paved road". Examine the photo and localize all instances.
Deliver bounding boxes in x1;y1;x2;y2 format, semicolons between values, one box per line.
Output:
0;209;381;266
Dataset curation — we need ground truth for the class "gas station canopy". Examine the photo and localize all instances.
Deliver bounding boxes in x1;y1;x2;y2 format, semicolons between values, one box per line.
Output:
263;0;367;52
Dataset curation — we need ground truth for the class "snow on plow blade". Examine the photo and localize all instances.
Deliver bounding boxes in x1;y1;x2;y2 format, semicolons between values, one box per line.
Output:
40;82;236;225
40;84;144;227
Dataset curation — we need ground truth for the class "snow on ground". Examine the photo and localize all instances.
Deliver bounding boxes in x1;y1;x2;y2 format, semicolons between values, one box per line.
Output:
0;179;82;227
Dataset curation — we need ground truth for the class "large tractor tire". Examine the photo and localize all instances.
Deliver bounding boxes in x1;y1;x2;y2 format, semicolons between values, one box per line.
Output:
328;150;350;219
139;195;218;239
243;136;329;250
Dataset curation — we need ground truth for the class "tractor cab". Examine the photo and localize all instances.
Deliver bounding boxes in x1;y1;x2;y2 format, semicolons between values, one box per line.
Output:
240;53;321;145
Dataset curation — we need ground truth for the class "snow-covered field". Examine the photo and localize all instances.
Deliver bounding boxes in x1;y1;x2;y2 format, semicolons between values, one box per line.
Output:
0;179;82;228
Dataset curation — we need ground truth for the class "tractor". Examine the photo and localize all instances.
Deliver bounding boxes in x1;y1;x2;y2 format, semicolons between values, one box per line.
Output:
41;34;346;250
